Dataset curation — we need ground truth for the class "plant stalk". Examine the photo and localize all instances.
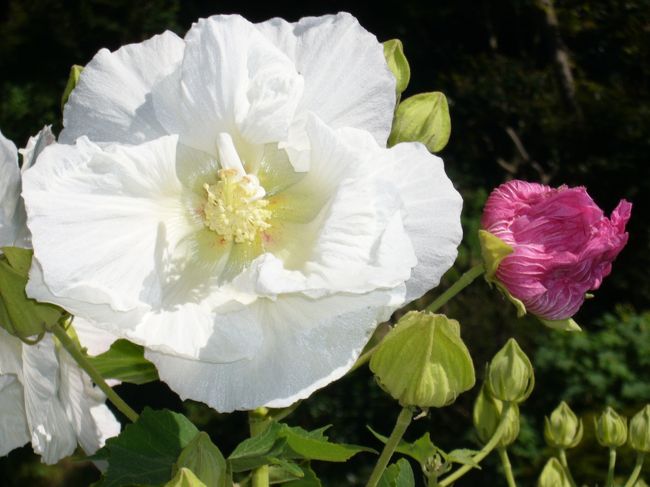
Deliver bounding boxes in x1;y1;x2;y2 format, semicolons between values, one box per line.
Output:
606;448;617;487
558;449;578;487
51;321;139;422
623;452;645;487
498;447;517;487
366;407;414;487
249;408;271;487
426;264;485;313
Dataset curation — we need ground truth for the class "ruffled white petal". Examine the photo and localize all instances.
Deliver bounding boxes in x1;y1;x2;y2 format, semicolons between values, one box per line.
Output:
0;130;22;247
0;329;22;376
60;31;185;145
19;125;56;172
0;376;29;456
147;288;402;412
256;13;396;150
73;317;119;356
21;336;77;464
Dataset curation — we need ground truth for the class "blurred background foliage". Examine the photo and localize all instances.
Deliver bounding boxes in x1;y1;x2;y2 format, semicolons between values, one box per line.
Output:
0;0;648;485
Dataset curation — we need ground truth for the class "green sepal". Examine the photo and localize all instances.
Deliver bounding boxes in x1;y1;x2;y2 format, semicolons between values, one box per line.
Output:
538;317;582;332
0;247;65;339
165;468;207;487
370;311;475;408
473;385;520;447
383;39;410;96
477;230;512;282
173;432;228;487
388;92;451;152
61;65;83;111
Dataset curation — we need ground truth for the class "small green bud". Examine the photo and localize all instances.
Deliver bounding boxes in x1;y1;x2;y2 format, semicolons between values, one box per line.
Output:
629;405;650;453
487;338;535;403
173;432;228;487
61;65;83;111
537;457;572;487
383;39;410;95
595;407;627;448
473;386;520;447
388;92;451;153
370;311;475;408
165;468;207;487
544;402;583;449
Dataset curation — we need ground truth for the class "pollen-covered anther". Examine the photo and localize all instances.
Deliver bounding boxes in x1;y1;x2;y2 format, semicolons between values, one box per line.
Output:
203;168;271;243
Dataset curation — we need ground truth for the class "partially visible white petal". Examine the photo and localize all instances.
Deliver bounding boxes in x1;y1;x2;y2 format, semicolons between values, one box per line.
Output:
58;350;120;455
0;329;22;376
21;336;76;464
147;288;402;412
0;376;29;456
19;125;56;172
257;12;396;161
61;31;185;145
73;318;119;356
0;130;22;247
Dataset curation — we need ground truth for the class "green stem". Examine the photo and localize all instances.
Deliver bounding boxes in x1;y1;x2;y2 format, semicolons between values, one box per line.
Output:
426;264;485;313
498;447;517;487
366;407;414;487
249;408;271;487
558;449;578;487
623;452;645;487
439;402;513;487
606;448;617;487
428;472;440;487
51;322;139;422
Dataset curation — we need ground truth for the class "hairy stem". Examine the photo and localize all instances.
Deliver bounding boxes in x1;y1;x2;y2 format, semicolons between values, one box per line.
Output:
426;264;485;313
51;321;139;422
439;402;513;487
366;407;414;487
498;447;517;487
623;452;645;487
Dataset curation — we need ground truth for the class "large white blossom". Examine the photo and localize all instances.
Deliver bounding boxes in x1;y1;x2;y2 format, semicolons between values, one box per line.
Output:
0;130;120;463
23;13;463;412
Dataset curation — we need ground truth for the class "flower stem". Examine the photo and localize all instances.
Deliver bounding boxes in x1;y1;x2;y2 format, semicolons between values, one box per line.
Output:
366;407;414;487
558;449;578;487
249;408;271;487
50;321;139;422
426;264;485;313
623;452;645;487
606;448;617;487
439;402;513;487
498;447;517;487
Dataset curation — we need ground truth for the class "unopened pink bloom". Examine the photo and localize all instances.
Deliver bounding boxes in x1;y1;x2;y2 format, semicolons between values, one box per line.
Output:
481;180;631;320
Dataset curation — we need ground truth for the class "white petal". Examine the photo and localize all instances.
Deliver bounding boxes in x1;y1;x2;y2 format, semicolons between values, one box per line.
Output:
21;336;76;464
0;376;29;456
155;15;303;155
19;125;56;172
58;349;120;454
73;318;119;356
0;329;23;376
383;143;463;301
147;288;402;412
0;130;22;248
60;31;185;145
23;135;192;316
257;13;396;149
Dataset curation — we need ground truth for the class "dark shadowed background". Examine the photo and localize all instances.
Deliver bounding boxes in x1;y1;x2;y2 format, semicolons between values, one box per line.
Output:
1;1;649;485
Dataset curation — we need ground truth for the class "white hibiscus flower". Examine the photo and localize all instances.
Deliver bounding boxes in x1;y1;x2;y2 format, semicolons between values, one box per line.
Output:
0;129;120;463
23;13;463;412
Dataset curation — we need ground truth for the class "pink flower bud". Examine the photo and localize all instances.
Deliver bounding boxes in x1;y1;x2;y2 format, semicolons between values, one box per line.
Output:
481;180;631;320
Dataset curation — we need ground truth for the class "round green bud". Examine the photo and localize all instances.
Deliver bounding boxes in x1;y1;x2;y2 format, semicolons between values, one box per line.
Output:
388;92;451;153
537;457;572;487
487;338;535;403
473;385;520;447
595;407;627;448
629;405;650;453
383;39;410;95
544;401;583;449
370;311;475;408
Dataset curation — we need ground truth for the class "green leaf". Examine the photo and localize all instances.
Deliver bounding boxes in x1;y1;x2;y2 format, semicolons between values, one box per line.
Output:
88;338;159;384
378;459;415;487
61;64;83;111
0;250;64;338
446;449;480;468
94;408;199;487
368;428;438;465
165;468;207;487
268;463;305;484
284;466;322;487
280;424;375;462
228;423;286;473
174;432;228;487
388;92;451;152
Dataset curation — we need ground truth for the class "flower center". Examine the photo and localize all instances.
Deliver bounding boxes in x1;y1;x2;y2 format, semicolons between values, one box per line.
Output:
203;168;271;243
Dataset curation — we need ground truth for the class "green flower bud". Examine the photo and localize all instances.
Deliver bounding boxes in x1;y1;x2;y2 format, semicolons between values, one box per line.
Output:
629;405;650;453
544;402;583;449
370;312;475;408
383;39;410;96
165;468;207;487
388;92;451;153
61;65;83;111
487;338;535;403
595;407;627;448
473;385;520;447
537;458;572;487
173;432;228;487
